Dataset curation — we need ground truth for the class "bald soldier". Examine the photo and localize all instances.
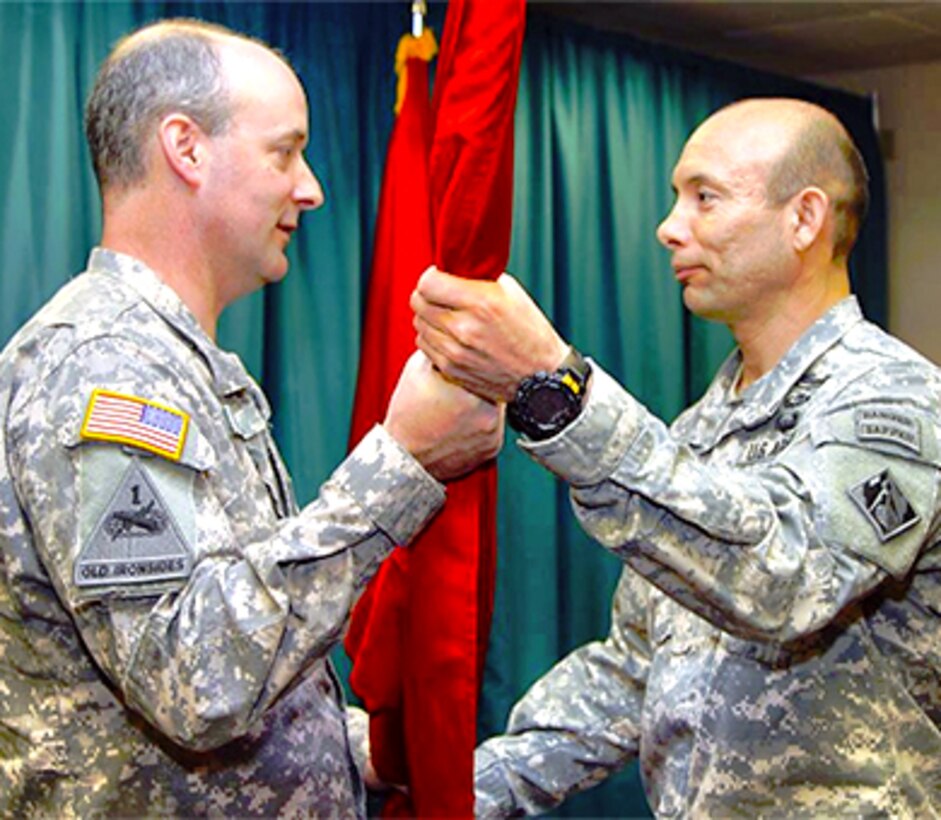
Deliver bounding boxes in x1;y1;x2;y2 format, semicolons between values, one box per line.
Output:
411;99;941;815
0;19;502;816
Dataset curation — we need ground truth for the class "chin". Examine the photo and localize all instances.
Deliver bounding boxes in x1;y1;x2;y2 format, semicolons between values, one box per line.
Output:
682;286;705;313
262;256;290;285
682;289;723;322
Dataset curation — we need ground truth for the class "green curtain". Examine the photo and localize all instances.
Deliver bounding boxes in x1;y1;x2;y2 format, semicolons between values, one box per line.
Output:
0;3;885;817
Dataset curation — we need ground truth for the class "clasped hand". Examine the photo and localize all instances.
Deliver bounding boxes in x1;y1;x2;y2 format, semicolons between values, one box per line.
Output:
383;267;568;480
410;266;569;404
383;350;504;482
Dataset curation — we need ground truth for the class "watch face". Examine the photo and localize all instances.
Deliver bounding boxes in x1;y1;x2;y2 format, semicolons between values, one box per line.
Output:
532;384;576;423
508;352;591;440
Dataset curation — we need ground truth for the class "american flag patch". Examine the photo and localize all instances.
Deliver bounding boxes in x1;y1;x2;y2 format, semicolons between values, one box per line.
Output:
80;389;189;461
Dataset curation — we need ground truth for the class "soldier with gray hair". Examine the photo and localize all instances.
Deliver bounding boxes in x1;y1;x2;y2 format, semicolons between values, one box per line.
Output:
0;18;502;816
411;98;941;815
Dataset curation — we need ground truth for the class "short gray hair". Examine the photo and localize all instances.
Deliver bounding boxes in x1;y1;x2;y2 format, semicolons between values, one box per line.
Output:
84;19;238;191
766;113;870;262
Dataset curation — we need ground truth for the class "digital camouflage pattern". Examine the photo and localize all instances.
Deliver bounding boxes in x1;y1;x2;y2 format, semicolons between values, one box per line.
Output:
0;248;445;817
476;298;941;817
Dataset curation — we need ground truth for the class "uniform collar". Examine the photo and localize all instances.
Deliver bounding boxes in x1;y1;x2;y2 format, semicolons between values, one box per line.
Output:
86;247;259;398
733;296;863;420
684;297;865;448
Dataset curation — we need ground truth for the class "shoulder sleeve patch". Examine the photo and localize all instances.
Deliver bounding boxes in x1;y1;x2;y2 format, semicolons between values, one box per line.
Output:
81;389;189;461
789;408;939;579
75;458;192;588
847;468;921;543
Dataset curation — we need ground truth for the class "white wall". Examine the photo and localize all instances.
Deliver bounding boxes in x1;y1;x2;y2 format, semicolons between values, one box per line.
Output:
813;61;941;365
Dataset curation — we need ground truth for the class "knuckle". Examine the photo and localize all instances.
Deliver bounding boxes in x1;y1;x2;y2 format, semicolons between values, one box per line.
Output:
448;314;469;346
459;311;490;349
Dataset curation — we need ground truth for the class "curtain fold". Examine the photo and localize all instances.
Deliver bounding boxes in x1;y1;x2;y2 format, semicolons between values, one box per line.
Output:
0;4;885;816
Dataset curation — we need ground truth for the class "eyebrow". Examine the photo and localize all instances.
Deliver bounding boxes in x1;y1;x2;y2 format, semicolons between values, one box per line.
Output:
276;128;308;147
687;173;720;188
671;172;724;194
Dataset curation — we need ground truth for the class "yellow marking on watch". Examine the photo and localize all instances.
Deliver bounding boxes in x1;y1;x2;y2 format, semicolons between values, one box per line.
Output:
561;372;582;394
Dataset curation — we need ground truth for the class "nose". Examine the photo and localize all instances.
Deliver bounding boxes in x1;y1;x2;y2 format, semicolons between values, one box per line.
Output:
295;156;325;211
656;201;687;249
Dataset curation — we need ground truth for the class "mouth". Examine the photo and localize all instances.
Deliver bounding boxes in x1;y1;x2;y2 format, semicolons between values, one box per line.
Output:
276;224;296;242
673;264;705;284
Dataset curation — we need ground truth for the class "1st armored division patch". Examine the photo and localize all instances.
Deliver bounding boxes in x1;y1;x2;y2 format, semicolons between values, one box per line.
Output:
75;458;192;587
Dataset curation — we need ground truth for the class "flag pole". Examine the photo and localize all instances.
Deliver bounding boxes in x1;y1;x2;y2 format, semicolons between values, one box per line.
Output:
411;0;427;36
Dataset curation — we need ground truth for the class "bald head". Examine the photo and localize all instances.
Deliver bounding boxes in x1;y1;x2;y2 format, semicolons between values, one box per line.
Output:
84;19;292;192
697;99;869;261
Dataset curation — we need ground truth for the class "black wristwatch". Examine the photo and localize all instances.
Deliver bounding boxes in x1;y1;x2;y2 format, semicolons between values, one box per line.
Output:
507;347;592;441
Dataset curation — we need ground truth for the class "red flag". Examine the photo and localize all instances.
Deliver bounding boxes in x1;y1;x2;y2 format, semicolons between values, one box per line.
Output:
430;0;525;281
345;26;437;791
346;2;525;815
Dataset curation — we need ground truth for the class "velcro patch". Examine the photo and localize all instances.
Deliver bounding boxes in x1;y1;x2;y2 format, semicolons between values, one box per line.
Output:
855;406;921;455
75;459;192;587
847;468;920;543
81;389;189;461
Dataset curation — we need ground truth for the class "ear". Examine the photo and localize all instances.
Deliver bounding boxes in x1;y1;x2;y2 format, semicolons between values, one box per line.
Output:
789;186;830;253
157;113;207;188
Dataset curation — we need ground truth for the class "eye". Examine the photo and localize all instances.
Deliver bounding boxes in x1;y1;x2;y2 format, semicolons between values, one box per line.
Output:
697;188;718;205
274;145;297;167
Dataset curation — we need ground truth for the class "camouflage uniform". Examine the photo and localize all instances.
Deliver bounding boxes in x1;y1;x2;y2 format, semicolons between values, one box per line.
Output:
0;248;445;817
476;298;941;817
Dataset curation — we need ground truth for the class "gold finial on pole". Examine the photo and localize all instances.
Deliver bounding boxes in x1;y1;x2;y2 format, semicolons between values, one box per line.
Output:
411;0;427;37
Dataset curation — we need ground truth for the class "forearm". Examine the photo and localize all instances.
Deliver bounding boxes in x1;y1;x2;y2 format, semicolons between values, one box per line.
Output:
521;364;889;642
475;572;649;816
476;640;643;816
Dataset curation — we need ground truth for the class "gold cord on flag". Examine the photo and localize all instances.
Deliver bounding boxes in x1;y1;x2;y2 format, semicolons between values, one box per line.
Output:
394;27;438;115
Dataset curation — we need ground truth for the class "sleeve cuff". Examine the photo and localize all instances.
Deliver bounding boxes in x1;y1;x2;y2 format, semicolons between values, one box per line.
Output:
518;362;646;486
346;705;371;782
474;745;516;819
337;424;446;545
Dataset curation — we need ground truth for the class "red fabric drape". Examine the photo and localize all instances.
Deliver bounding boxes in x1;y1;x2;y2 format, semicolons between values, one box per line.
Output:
345;33;436;794
346;3;525;815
